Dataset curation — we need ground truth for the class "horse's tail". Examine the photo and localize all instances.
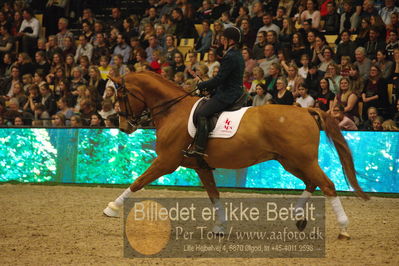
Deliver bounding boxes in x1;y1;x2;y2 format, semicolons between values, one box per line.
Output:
308;108;370;200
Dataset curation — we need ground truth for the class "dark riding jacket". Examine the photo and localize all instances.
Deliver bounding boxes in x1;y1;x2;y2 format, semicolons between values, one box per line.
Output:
197;46;244;105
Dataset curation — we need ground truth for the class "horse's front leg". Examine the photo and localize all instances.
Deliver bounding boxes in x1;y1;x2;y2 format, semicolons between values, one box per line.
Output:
103;157;179;217
195;168;226;234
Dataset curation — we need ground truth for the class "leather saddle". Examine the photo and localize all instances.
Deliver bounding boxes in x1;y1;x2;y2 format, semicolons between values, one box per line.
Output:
193;93;248;130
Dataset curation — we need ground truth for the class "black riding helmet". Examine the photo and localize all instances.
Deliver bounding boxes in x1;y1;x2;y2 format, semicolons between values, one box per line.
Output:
222;26;241;44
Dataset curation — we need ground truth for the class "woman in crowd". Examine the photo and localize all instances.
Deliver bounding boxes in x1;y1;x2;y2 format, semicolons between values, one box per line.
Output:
330;77;359;123
362;65;389;119
315;78;334;111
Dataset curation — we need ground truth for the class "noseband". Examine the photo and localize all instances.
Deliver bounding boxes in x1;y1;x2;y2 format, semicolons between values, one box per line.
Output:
115;77;196;128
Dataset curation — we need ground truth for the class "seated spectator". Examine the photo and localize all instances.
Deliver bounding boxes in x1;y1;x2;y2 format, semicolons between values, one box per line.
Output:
17;8;39;57
290;32;307;67
296;83;315;107
273;77;294;105
90;113;104;127
23;84;41;114
33;103;50;126
64;54;76;79
298;54;310;79
318;47;336;73
98;56;111;80
340;56;352;77
278;17;294;53
92;33;111;66
9;81;26;107
51;113;66;127
382;119;399;131
354;47;372;80
174;72;185;86
219;11;234;29
195;20;212;56
112;33;131;64
70;114;83;127
194;64;209;82
324;63;342;95
240;18;256;49
171;7;198;41
1;66;21;99
17;52;35;76
305;62;324;96
109;8;123;32
57;97;74;126
104;114;119;128
56;18;74;51
284;63;304;98
98;99;116;120
39;82;57;115
13;115;24;126
362;65;389;119
149;49;163;74
330;77;359;122
79;98;97;125
321;1;340;35
360;106;378;130
49;52;64;74
379;0;399;25
356;18;371;47
11;10;23;37
386;30;399;61
336;31;356;63
257;13;280;37
205;49;220;78
258;44;278;78
339;0;360;34
46;35;63;64
74;35;93;63
70;67;87;92
315;78;334;111
62;36;76;59
252;83;272;106
211;20;224;50
2;52;16;77
372;116;384;131
164;35;179;65
249;66;266;95
311;35;328;65
375;50;394;80
161;66;174;81
196;0;213;23
78;56;90;79
103;86;117;104
364;27;386;60
300;0;321;29
112;54;129;77
0;24;14;56
170;51;185;75
252;31;267;60
332;104;358;130
82;20;94;43
34;51;50;75
184;52;200;80
22;73;34;93
241;48;256;79
264;62;281;95
88;66;106;96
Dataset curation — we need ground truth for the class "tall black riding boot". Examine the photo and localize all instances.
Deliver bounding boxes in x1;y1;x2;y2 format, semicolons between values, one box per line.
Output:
184;116;209;157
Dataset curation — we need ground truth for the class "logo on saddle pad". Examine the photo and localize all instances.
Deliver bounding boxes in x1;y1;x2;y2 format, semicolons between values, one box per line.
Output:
223;118;233;131
188;99;251;139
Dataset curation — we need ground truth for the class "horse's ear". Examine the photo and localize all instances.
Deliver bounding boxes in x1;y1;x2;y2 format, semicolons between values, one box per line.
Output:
107;74;122;86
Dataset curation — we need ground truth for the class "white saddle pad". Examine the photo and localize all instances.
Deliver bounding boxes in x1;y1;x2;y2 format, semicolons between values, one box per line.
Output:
188;98;251;138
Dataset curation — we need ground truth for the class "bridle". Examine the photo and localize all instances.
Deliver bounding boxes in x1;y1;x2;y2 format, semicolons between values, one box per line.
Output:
115;77;197;128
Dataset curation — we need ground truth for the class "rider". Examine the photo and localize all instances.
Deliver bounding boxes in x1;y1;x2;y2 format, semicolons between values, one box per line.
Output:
184;26;245;157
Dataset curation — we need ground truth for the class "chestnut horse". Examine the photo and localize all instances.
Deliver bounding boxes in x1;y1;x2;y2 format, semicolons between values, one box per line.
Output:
103;71;369;239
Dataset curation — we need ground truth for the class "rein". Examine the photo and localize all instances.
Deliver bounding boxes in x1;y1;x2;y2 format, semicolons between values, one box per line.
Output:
115;77;198;128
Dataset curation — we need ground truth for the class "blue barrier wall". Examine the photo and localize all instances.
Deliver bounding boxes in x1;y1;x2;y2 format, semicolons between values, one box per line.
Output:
0;128;398;193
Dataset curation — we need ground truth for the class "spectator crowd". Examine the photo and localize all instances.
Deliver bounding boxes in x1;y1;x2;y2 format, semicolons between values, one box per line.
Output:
0;0;398;131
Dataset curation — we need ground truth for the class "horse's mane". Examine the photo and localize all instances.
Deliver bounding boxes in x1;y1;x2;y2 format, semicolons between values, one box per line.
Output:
134;71;187;93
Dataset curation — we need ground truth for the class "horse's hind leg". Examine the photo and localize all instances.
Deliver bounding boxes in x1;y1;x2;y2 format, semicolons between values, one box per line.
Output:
295;183;317;231
195;168;226;234
279;159;350;239
103;157;179;217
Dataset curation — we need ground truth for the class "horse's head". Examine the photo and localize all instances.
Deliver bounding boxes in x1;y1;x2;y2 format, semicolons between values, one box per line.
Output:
109;74;147;134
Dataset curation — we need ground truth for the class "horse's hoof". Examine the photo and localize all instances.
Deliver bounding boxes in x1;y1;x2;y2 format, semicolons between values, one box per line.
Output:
296;219;307;231
212;224;225;235
338;232;351;240
103;202;120;218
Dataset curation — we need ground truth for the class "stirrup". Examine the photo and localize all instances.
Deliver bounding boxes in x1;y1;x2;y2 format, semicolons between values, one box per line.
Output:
182;149;208;158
